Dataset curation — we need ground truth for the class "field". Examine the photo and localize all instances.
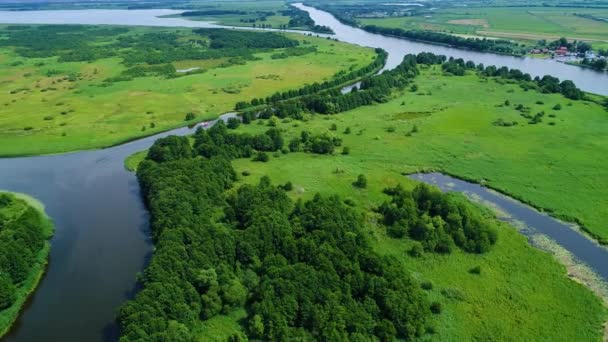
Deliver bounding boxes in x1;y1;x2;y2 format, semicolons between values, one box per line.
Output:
0;192;54;338
0;25;375;156
163;0;297;30
359;7;608;49
200;65;608;339
228;65;608;244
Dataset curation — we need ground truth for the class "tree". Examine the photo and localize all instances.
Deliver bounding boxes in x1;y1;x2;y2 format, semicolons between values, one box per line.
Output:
353;174;367;188
148;136;192;163
0;273;15;310
227;117;241;129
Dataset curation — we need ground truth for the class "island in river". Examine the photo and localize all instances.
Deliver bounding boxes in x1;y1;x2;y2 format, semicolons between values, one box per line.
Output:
0;192;53;338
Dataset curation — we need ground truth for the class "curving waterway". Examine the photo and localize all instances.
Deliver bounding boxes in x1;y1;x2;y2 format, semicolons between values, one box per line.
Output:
0;4;606;342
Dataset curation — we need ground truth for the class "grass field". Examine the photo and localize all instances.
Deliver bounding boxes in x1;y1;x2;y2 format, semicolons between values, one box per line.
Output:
210;65;608;339
163;1;298;30
360;7;608;49
0;27;375;156
0;192;53;338
124;65;608;339
229;65;608;242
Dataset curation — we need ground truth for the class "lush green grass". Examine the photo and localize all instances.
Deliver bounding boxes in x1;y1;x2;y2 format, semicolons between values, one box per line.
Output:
0;192;53;338
232;65;608;243
124;150;147;172
0;27;375;156
221;67;608;339
360;7;608;48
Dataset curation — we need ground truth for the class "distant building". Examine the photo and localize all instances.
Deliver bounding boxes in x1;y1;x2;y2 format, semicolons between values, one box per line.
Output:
555;46;568;56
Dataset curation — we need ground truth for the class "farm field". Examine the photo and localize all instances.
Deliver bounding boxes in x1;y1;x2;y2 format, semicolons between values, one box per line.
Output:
0;25;375;156
359;7;608;49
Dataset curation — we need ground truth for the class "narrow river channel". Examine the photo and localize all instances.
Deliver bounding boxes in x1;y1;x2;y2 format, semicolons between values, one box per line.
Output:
0;4;606;342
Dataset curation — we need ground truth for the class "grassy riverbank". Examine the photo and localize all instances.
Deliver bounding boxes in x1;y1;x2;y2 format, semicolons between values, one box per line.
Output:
0;25;375;156
232;65;608;244
358;7;608;50
216;67;608;339
122;64;608;339
0;192;54;338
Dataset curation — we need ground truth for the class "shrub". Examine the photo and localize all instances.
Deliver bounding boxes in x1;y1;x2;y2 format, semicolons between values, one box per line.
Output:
241;170;251;176
281;181;293;191
536;100;544;105
353;174;367;188
43;115;54;120
329;123;337;131
504;99;510;106
252;152;269;162
343;127;351;134
227;117;241;129
341;146;350;155
469;266;482;275
430;302;442;314
409;242;424;257
553;104;562;110
410;84;418;92
185;112;196;121
421;281;433;290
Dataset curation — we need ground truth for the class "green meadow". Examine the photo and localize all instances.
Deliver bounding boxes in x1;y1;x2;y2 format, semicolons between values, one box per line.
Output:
230;65;608;244
206;65;608;339
360;7;608;49
0;26;375;156
166;0;296;29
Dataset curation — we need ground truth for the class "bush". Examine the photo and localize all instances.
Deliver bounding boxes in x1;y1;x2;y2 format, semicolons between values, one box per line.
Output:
469;266;482;275
353;174;367;188
341;146;350;155
430;302;442;314
343;127;351;134
252;152;269;162
241;170;251;176
421;281;433;290
410;84;418;92
409;242;424;257
281;181;293;191
185;112;196;121
227;117;241;129
553;104;562;110
0;273;16;310
329;123;337;131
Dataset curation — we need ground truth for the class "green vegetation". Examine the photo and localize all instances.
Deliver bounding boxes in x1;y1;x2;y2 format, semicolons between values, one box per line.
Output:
121;80;607;339
0;24;376;156
119;120;520;340
233;59;608;245
0;192;53;338
332;3;608;50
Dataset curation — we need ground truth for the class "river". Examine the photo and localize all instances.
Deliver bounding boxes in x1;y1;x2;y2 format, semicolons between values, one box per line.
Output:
0;4;606;342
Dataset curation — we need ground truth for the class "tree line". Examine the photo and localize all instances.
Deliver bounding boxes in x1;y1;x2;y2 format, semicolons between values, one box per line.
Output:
363;25;524;55
0;193;51;312
235;48;388;111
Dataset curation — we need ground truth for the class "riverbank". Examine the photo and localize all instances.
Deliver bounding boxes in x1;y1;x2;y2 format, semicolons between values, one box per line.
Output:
0;26;374;157
0;192;54;339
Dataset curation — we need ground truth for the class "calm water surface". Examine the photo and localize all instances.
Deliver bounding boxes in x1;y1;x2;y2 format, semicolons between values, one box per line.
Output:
0;3;606;341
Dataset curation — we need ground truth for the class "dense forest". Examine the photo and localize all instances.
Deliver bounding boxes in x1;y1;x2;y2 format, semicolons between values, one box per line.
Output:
0;193;52;320
118;118;504;340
